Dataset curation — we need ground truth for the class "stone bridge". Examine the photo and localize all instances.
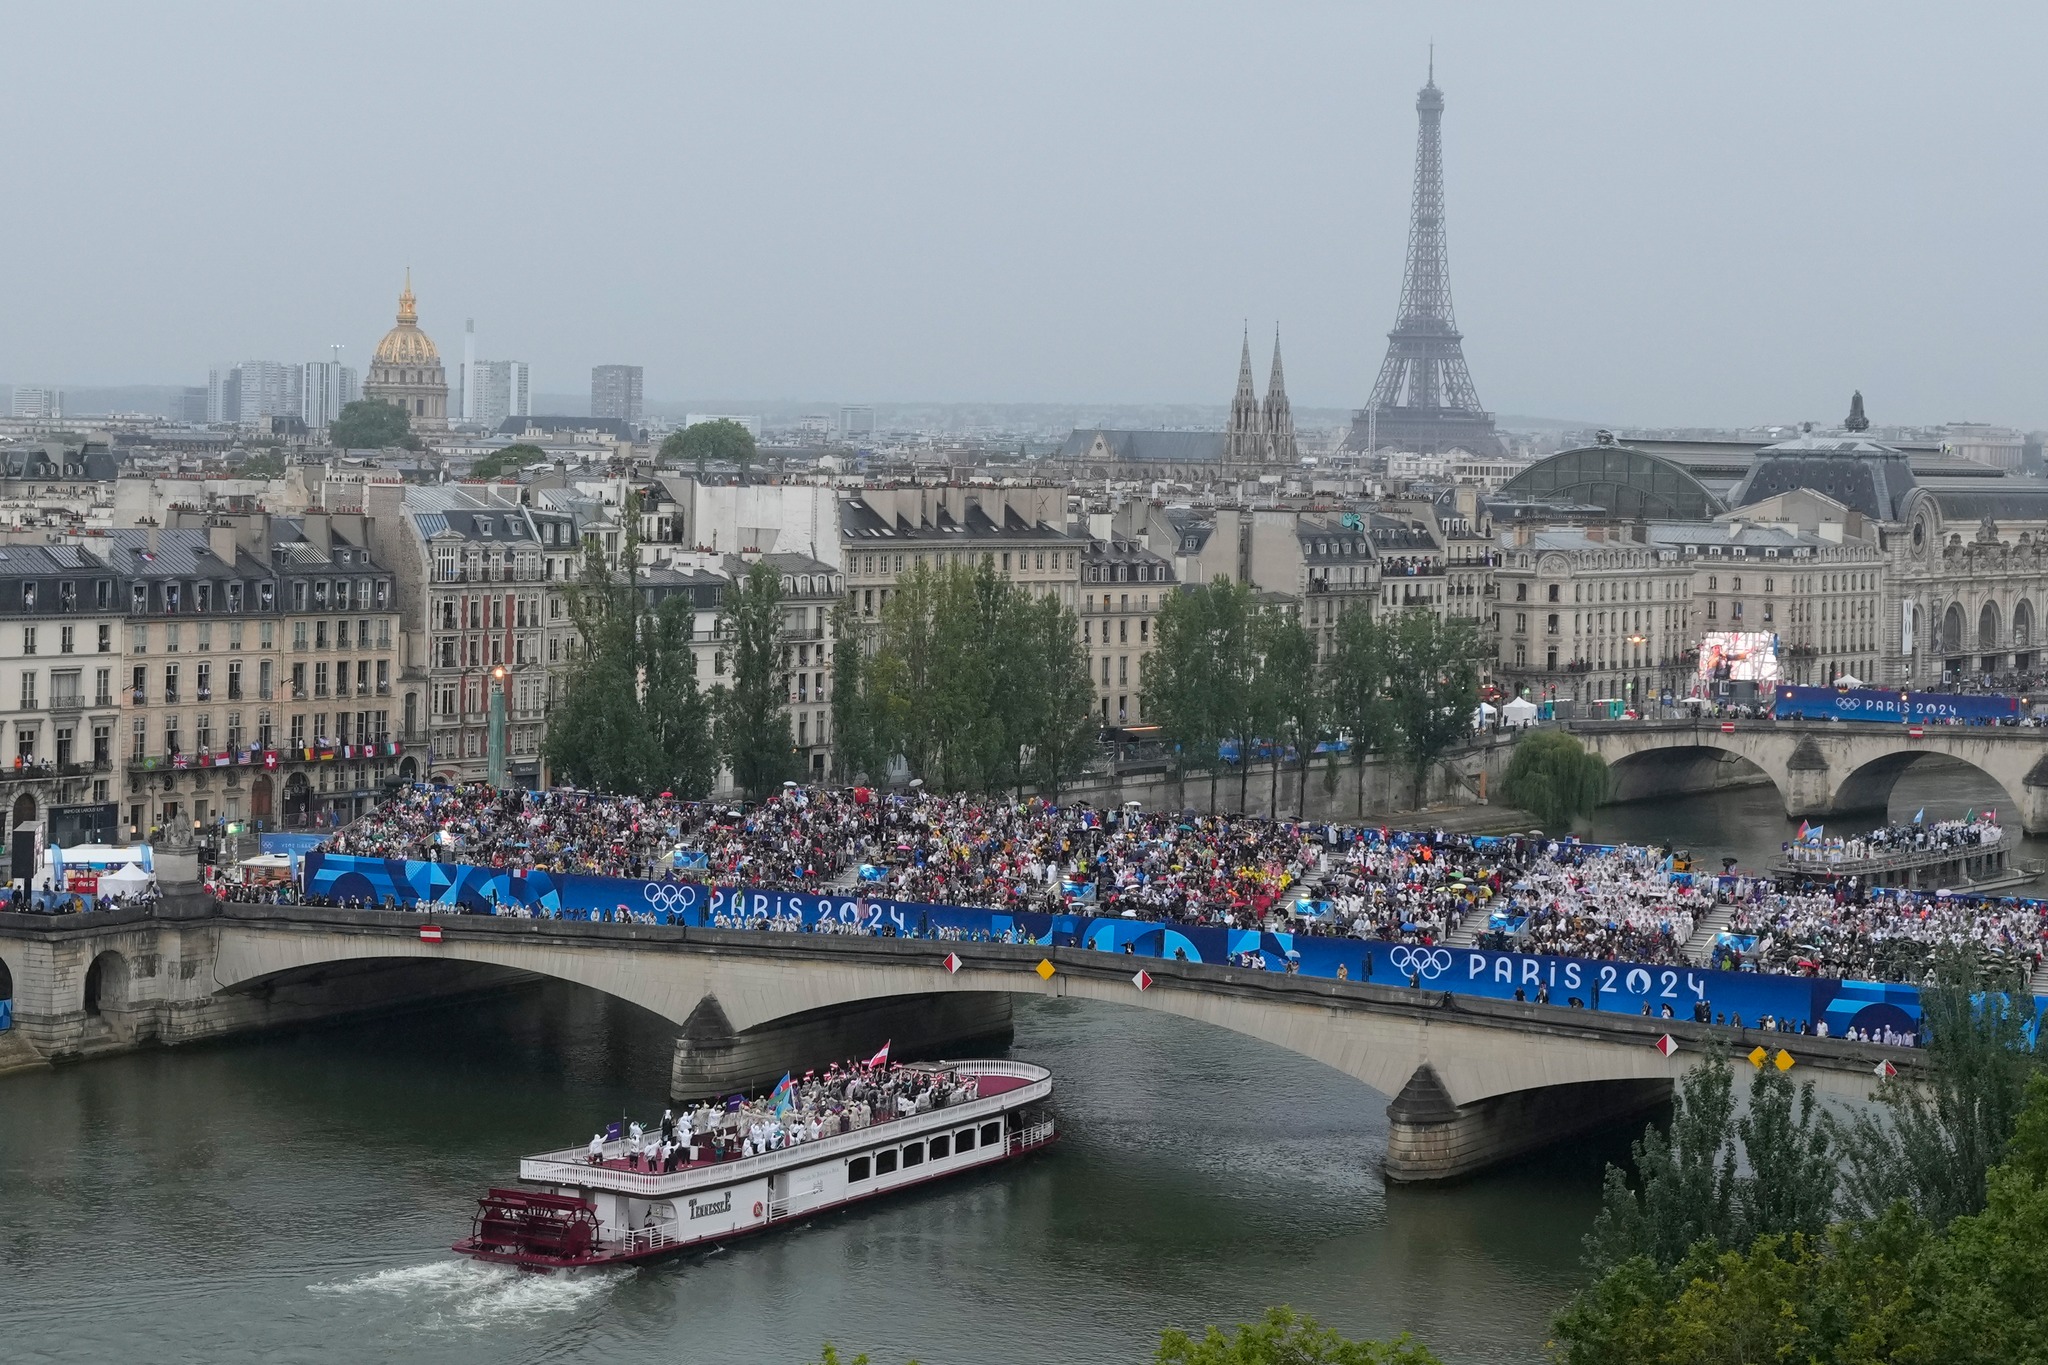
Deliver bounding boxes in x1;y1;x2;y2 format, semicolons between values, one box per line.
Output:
1566;719;2048;831
0;902;1914;1182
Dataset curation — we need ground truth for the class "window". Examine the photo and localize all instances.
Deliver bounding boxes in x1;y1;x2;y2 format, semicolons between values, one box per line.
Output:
955;1128;975;1153
900;1142;925;1168
846;1156;871;1183
59;626;73;654
98;624;111;653
928;1134;950;1160
875;1149;898;1176
980;1122;1001;1147
21;626;34;656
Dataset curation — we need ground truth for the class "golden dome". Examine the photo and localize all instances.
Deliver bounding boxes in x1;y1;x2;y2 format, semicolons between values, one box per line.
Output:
372;268;440;366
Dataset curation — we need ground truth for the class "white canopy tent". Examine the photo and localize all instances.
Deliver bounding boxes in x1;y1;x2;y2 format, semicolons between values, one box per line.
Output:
1501;697;1541;728
1834;674;1864;689
96;863;154;895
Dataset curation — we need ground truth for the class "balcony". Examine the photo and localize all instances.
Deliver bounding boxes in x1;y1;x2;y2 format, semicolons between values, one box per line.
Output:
49;693;85;713
227;685;242;701
94;693;113;709
130;688;146;706
15;698;41;711
196;687;212;701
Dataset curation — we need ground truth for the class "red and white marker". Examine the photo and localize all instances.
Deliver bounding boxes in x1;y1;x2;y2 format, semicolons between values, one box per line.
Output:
419;925;444;944
942;952;962;974
1874;1058;1897;1079
1654;1033;1678;1057
1132;969;1153;992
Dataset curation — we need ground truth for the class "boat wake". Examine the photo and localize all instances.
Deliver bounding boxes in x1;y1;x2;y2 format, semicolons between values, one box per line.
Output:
310;1258;628;1324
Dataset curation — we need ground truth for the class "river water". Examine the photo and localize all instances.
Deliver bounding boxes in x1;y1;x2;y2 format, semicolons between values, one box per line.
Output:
0;766;2019;1364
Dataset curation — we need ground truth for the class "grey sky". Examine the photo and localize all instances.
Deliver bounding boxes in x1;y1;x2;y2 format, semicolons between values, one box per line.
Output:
8;3;2046;428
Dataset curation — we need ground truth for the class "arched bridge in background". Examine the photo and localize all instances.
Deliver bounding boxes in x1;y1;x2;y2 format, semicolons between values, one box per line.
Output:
1565;719;2048;831
1;902;1915;1183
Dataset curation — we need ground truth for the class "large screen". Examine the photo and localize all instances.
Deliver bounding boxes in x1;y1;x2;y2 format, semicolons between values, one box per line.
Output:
1698;631;1779;682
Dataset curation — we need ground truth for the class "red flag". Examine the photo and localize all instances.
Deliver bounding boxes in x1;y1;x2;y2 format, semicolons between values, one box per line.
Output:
867;1040;891;1068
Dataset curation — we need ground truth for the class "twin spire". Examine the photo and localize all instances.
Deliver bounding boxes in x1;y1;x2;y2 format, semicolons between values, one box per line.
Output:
1226;326;1297;465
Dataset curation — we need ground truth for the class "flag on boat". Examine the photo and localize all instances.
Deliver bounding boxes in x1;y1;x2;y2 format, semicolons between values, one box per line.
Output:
1965;809;1976;823
1803;824;1824;843
1913;808;1924;824
1795;820;1810;840
770;1072;795;1117
867;1040;891;1068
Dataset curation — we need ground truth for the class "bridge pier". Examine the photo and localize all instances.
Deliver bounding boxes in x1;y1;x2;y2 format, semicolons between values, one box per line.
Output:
670;991;1016;1098
1381;1064;1671;1183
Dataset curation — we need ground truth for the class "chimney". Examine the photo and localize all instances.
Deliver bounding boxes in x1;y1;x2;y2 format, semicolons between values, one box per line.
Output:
208;525;236;565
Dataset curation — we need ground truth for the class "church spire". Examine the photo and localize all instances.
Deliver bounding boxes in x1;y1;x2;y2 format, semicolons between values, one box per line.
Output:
397;267;418;325
1262;327;1298;464
1225;325;1265;465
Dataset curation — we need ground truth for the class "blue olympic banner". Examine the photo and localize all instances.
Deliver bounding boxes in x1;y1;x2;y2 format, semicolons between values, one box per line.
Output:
303;852;2047;1042
0;998;11;1032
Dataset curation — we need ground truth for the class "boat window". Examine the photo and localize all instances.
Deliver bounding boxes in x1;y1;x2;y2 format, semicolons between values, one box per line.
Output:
901;1142;925;1168
980;1122;1001;1147
876;1149;898;1175
847;1156;871;1183
928;1135;950;1160
955;1128;975;1152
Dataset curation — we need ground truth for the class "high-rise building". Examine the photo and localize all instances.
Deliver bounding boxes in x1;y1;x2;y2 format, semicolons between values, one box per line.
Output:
301;360;360;430
468;360;531;427
177;387;209;424
591;365;643;421
461;318;477;423
1345;61;1504;457
234;361;300;425
838;406;875;439
10;386;62;419
208;366;239;423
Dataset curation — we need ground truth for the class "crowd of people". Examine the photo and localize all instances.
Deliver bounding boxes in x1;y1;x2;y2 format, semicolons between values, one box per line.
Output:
1722;885;2047;984
1778;815;2003;867
304;782;2048;989
590;1057;983;1171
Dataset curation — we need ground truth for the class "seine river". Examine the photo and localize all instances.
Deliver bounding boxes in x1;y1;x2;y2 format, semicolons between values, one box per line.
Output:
0;762;2023;1365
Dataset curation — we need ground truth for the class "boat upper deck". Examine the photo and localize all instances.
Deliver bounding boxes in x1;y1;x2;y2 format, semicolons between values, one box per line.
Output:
520;1060;1052;1198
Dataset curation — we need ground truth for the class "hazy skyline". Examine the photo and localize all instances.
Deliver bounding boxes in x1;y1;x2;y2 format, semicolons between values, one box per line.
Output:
8;3;2047;429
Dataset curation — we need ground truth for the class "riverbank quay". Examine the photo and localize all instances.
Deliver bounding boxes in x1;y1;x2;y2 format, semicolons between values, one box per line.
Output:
0;897;1942;1179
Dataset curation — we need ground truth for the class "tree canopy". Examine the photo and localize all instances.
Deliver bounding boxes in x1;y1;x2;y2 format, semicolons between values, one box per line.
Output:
472;442;546;480
663;419;757;481
1498;729;1609;829
329;398;416;450
716;560;797;799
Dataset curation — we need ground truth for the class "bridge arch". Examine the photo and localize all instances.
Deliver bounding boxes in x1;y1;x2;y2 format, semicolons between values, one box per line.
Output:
82;949;129;1017
1828;750;2024;822
1601;742;1778;807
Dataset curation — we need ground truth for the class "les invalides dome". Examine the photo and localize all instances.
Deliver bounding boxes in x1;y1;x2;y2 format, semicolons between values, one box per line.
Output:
362;269;448;429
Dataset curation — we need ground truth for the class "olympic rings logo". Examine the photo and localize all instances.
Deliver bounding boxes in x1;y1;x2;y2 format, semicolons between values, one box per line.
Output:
642;883;697;911
1388;946;1453;980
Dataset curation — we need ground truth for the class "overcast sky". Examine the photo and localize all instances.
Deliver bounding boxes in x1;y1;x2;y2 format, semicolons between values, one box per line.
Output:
8;3;2046;428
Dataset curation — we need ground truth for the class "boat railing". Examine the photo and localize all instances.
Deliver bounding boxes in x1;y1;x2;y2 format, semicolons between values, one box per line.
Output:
1009;1118;1056;1153
1772;829;2006;875
609;1223;682;1256
521;1060;1054;1195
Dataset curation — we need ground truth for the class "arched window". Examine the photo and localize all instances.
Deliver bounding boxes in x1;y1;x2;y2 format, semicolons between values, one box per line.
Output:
1979;600;2001;650
2015;599;2034;648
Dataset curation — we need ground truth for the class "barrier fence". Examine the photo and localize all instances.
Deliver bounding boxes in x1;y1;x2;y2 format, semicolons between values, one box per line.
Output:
303;852;2048;1042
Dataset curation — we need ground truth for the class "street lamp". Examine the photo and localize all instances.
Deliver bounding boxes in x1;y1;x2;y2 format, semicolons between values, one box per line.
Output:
487;665;508;788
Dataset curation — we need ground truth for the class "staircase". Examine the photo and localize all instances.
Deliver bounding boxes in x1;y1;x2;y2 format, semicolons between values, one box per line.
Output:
2031;957;2048;1000
1683;901;1736;967
1443;913;1482;948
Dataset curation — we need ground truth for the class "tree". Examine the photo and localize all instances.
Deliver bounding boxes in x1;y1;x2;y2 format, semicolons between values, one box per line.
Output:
828;596;887;785
473;443;546;480
1378;610;1481;809
1498;729;1609;828
1582;1057;1742;1277
235;449;288;478
329;399;416;450
1145;584;1224;810
1841;947;2046;1229
716;560;796;799
663;419;757;481
543;496;715;797
1015;590;1098;801
1256;609;1322;817
1156;1308;1442;1365
1324;608;1393;817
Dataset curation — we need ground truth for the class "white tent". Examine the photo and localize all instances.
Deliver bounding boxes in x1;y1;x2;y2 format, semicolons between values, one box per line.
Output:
97;863;154;894
1470;701;1498;731
1834;674;1863;689
1501;697;1540;727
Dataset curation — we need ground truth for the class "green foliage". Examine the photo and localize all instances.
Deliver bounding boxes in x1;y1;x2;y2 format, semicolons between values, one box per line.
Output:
1499;729;1609;828
1143;582;1226;801
828;596;886;785
1558;991;2048;1365
664;419;757;481
543;495;716;797
716;560;797;799
1255;608;1321;817
1841;947;2046;1228
329;398;416;450
1155;1307;1442;1365
1325;607;1393;816
235;449;288;478
856;560;1095;796
1378;609;1481;808
1584;1058;1839;1277
473;443;546;480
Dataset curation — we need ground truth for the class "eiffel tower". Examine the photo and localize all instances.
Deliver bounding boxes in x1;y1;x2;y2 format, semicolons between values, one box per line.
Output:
1346;60;1504;457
